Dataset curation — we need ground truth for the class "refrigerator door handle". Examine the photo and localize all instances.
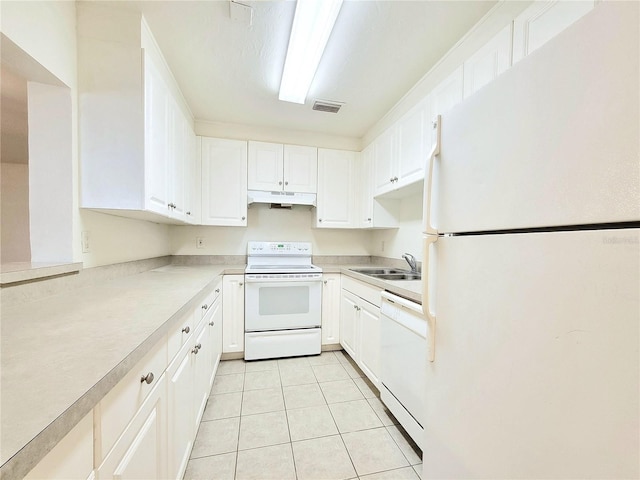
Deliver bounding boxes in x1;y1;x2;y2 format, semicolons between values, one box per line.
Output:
424;115;441;235
422;234;438;362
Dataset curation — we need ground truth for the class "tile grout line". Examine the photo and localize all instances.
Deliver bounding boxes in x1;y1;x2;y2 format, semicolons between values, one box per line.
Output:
277;359;298;480
233;366;246;480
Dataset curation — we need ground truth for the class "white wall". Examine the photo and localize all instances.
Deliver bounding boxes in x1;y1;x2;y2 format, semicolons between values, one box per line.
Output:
371;193;423;262
171;205;371;256
1;164;31;262
1;1;172;269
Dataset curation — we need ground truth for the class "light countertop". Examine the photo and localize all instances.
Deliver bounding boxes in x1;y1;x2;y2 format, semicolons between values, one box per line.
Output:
0;263;420;478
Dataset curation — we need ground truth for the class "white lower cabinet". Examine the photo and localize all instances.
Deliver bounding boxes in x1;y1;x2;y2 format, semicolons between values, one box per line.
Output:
222;275;245;354
207;295;223;387
167;340;195;480
97;374;168;480
340;277;382;388
321;274;341;346
192;320;210;429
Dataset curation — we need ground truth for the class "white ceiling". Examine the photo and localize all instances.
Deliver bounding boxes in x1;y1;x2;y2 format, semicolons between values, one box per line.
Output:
131;1;496;139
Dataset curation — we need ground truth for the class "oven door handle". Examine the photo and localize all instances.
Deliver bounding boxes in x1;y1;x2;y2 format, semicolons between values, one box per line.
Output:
244;276;323;283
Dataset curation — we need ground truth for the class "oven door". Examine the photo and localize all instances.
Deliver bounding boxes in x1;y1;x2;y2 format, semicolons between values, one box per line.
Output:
245;276;322;331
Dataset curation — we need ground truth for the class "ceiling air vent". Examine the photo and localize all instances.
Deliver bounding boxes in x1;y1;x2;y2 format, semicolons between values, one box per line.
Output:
312;100;343;114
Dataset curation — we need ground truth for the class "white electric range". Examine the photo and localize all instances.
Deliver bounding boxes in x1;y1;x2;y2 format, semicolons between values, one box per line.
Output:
244;241;322;360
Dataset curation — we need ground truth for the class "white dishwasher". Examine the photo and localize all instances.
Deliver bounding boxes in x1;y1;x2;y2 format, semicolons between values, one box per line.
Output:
380;291;426;450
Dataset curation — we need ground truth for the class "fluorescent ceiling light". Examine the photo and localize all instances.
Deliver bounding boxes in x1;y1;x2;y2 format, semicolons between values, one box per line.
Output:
278;0;344;104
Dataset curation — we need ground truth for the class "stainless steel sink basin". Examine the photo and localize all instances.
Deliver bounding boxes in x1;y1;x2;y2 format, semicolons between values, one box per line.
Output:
350;268;411;275
373;273;421;281
349;268;421;281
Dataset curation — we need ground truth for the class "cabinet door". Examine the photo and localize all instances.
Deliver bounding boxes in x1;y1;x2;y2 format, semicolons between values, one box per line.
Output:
193;321;210;427
512;0;594;64
463;24;512;98
321;274;341;345
340;290;359;359
201;137;248;226
167;343;194;480
222;275;245;353
316;149;357;228
167;100;186;221
98;375;167;480
373;128;396;195
359;145;374;228
248;141;284;191
396;99;429;188
184;126;199;224
283;145;317;193
144;55;170;216
359;300;381;388
208;297;223;387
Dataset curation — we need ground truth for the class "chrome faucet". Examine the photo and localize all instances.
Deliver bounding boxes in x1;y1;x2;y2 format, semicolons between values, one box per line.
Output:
402;253;418;273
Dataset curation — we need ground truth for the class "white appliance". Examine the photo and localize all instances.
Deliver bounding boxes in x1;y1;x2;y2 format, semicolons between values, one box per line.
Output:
244;241;322;360
421;3;639;479
379;291;426;449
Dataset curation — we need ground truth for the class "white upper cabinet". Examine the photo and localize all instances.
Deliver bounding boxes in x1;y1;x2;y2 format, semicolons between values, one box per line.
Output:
512;0;595;64
78;7;196;224
374;99;430;198
283;145;318;193
428;65;464;149
315;149;358;228
463;24;512;98
248;141;317;193
359;144;399;229
200;137;248;227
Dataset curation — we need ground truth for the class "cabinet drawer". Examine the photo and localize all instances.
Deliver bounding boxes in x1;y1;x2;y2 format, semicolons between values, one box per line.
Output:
342;276;383;307
168;309;195;362
98;338;167;461
199;281;222;320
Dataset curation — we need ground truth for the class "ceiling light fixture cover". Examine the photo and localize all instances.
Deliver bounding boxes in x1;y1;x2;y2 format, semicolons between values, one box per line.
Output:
278;0;344;104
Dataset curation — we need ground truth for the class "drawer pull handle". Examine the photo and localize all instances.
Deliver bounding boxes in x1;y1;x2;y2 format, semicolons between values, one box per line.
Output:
140;372;154;385
182;326;190;334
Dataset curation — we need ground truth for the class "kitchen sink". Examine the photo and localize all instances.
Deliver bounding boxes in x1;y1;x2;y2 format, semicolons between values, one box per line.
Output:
349;268;421;281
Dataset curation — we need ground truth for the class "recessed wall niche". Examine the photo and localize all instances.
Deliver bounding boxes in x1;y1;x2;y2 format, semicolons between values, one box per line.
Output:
1;34;72;266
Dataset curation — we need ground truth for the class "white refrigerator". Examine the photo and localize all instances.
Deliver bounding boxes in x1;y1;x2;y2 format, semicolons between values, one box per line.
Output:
421;3;639;479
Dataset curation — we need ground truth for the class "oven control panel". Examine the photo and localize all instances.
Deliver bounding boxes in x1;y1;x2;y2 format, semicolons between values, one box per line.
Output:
247;241;312;255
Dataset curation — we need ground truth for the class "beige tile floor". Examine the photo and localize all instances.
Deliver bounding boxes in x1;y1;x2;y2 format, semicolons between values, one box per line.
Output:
184;351;423;480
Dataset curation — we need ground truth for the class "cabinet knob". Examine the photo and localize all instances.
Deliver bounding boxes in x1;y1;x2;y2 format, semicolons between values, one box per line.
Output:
209;321;214;326
241;216;246;221
319;218;323;222
389;177;394;182
285;181;289;186
215;288;220;293
202;304;208;310
192;347;199;355
140;372;154;384
186;211;191;215
195;343;202;350
279;181;283;185
353;304;358;310
182;326;190;334
393;176;398;182
323;280;328;285
432;121;438;129
367;218;372;221
239;282;243;286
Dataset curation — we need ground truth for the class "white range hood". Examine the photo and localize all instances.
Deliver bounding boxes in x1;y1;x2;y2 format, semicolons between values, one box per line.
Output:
247;190;316;207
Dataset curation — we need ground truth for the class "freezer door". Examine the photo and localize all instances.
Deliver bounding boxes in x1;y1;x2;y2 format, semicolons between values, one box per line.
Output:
426;2;639;234
422;229;639;479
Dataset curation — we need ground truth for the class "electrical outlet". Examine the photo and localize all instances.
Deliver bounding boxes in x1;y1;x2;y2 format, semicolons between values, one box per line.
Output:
381;240;385;252
81;231;90;253
196;237;205;249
